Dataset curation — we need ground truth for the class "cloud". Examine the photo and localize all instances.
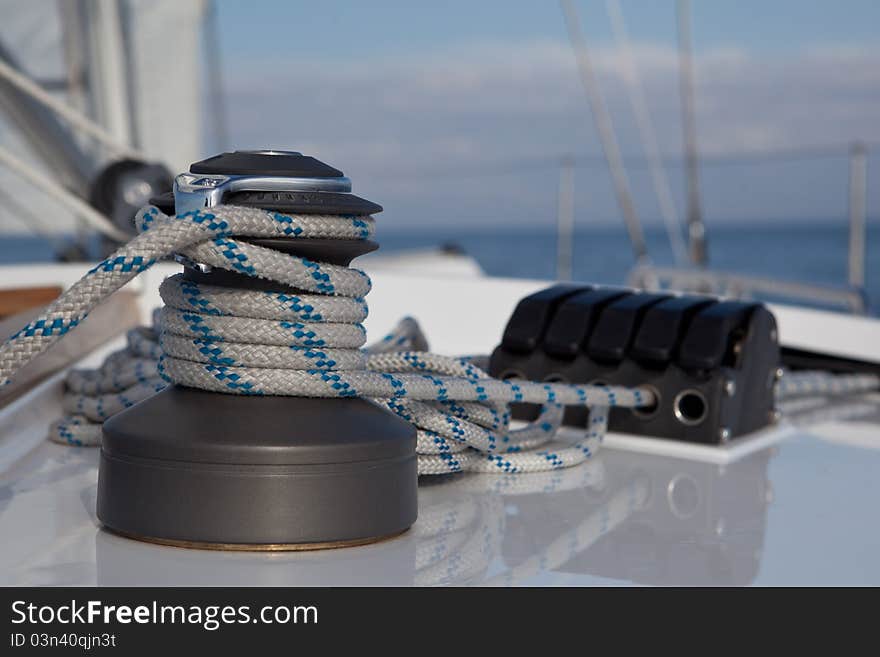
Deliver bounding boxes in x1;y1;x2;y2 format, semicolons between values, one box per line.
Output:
221;39;880;230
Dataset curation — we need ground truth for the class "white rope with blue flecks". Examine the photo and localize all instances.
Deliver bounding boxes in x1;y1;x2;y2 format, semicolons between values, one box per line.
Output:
0;203;658;476
775;370;879;399
5;205;871;475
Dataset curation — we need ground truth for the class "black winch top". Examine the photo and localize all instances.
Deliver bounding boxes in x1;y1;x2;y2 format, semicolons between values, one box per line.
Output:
190;150;344;178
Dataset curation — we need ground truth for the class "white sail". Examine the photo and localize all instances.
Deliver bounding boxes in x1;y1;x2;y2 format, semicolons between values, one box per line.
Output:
0;0;210;236
123;0;209;173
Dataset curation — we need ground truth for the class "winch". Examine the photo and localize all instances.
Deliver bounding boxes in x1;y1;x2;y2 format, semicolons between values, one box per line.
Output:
96;151;418;550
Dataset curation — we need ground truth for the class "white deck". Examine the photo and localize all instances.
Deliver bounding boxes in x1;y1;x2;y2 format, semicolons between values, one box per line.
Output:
1;265;879;586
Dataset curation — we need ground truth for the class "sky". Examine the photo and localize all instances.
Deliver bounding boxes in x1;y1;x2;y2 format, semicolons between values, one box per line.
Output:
3;0;870;241
209;0;880;234
215;0;880;59
0;1;876;238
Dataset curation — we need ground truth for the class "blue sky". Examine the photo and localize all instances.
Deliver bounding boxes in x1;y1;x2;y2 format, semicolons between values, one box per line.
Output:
216;1;880;58
212;1;880;232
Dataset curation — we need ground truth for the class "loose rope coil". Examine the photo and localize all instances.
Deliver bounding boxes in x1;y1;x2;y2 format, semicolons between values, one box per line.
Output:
1;204;656;476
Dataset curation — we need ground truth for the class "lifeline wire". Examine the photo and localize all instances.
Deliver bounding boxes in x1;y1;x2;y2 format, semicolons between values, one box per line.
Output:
1;204;654;476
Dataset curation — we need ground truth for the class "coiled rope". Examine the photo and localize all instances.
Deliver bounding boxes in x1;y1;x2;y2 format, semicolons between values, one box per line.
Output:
3;205;874;475
1;204;655;476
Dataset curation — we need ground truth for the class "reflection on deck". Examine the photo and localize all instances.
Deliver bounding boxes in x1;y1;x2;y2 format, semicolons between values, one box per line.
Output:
1;435;781;586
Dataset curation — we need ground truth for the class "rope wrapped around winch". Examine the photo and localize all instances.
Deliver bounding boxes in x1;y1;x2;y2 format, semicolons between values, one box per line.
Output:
0;204;661;475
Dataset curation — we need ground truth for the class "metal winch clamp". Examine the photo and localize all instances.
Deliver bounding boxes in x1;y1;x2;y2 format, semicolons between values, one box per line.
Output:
488;284;780;444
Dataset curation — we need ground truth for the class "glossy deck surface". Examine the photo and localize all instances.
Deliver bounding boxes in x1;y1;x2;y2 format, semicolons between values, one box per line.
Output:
2;384;878;586
1;266;878;586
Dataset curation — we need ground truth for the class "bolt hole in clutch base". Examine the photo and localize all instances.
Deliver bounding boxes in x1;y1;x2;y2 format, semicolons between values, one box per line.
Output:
96;151;418;551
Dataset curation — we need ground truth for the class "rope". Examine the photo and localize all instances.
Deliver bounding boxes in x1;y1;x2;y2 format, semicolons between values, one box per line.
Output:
5;204;871;475
1;204;656;476
775;370;879;399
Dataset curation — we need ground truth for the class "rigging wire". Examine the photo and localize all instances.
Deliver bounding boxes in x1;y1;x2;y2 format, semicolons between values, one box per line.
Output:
605;0;688;266
361;142;876;181
676;0;707;266
559;0;650;264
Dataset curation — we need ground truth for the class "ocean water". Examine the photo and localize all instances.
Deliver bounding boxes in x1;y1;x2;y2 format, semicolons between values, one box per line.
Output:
379;221;879;314
1;221;877;314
